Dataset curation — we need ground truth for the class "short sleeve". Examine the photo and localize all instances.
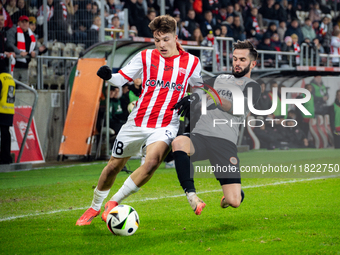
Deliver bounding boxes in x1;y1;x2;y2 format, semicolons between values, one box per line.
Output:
119;51;143;81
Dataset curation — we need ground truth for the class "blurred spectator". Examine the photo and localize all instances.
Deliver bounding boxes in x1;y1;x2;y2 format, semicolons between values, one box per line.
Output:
202;0;220;17
285;2;297;23
257;34;276;60
274;2;287;23
6;0;18;17
174;0;192;21
0;13;15;73
231;15;245;41
271;33;281;51
291;33;300;64
146;0;160;14
312;20;322;41
86;15;101;48
268;82;281;117
233;3;244;25
312;37;325;64
75;2;91;34
319;14;333;54
284;18;304;44
129;25;138;38
254;79;271;114
139;8;156;38
125;78;142;105
0;1;13;29
329;89;340;148
222;15;234;35
188;27;203;57
282;119;309;148
108;86;129;135
53;0;75;43
28;16;37;39
201;30;219;71
308;2;322;22
107;0;116;14
7;15;38;84
263;22;277;39
242;0;254;16
10;0;28;25
226;4;235;18
37;0;56;40
109;15;123;39
183;9;198;36
192;0;203;18
215;7;227;24
124;0;148;30
200;10;214;37
301;18;316;42
277;20;286;43
259;0;279;27
281;36;294;63
298;83;314;137
244;7;263;40
253;120;286;150
310;76;328;115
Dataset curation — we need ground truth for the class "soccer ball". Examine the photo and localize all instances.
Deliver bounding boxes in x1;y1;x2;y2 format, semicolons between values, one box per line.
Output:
106;204;139;236
128;101;136;113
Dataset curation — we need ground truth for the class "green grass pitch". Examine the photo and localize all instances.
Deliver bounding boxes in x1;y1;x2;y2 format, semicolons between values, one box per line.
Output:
1;149;339;255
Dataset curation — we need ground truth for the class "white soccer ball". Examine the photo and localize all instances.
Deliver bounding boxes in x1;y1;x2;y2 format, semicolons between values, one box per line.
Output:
128;101;136;113
106;204;139;236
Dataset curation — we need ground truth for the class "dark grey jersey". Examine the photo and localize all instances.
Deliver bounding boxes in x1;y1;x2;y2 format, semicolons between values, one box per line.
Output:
192;74;261;145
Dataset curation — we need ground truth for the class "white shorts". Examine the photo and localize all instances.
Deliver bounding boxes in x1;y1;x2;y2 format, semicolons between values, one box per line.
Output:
111;119;179;158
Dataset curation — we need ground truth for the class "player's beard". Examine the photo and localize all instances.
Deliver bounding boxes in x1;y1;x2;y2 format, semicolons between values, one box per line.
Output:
232;63;251;78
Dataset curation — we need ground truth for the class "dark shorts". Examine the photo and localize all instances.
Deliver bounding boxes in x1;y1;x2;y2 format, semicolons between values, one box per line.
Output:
184;132;241;185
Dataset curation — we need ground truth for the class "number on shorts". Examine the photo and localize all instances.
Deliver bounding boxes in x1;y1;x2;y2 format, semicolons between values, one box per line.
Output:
113;140;124;155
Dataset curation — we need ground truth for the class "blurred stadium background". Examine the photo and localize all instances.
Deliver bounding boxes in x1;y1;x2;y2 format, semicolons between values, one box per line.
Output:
1;0;340;169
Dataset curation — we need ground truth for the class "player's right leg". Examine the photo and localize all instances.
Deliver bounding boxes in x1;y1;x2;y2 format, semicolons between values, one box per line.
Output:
76;156;129;226
172;135;206;215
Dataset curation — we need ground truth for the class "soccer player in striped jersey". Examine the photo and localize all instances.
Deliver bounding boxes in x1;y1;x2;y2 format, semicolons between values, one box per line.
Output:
76;15;203;225
172;40;261;215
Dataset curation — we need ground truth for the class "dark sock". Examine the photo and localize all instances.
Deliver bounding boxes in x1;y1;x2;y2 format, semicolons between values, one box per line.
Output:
173;150;196;193
241;189;245;203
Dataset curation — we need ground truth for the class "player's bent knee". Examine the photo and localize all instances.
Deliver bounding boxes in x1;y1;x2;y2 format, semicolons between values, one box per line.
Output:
172;136;188;152
228;200;241;208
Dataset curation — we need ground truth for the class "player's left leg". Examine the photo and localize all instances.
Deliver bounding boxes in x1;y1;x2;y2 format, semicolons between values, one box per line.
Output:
101;141;170;221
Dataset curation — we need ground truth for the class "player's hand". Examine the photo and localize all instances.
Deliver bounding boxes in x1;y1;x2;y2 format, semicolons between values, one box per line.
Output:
97;65;112;80
172;93;199;117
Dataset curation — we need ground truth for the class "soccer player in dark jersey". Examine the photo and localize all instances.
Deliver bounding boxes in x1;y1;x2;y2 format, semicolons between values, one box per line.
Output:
172;40;261;215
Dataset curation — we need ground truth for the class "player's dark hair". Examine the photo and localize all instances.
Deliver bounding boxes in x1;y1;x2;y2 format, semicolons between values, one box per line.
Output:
233;40;258;61
148;15;177;36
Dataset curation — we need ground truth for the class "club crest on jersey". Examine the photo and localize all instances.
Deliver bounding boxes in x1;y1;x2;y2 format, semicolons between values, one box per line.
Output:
165;130;172;139
178;67;186;76
230;157;238;165
145;79;184;91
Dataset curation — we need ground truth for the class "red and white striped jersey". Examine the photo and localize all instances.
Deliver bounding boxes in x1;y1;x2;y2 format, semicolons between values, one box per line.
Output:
117;48;202;128
331;36;340;63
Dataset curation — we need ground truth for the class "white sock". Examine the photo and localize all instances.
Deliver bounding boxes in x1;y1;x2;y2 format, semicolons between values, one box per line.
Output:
91;187;110;211
111;176;140;204
186;192;196;201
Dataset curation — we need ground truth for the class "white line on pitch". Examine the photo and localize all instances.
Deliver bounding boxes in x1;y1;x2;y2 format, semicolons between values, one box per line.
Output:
0;175;338;222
